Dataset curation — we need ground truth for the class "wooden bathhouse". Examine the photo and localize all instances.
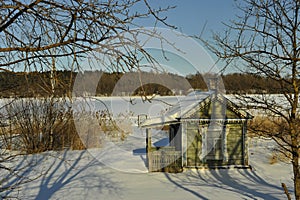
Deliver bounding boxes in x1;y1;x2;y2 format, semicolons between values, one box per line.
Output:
140;89;253;172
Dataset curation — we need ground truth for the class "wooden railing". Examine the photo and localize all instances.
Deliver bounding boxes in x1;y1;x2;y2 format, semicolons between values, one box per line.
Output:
148;147;182;172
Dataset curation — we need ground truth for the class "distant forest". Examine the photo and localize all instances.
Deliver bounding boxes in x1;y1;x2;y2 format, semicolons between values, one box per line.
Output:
0;70;285;98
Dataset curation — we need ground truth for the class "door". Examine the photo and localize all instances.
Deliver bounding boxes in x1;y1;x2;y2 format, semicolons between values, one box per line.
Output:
203;125;225;165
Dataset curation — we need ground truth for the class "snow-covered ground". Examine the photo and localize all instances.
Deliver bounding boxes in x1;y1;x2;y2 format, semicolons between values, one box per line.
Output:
0;95;295;199
1;131;294;200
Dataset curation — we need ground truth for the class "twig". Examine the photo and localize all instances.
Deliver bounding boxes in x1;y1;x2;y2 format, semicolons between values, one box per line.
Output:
281;182;291;200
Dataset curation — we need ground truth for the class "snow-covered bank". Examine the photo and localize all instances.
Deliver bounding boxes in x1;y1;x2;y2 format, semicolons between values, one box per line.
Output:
1;136;294;200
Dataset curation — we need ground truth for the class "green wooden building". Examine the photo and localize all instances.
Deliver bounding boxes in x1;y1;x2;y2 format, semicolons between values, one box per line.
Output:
140;90;253;172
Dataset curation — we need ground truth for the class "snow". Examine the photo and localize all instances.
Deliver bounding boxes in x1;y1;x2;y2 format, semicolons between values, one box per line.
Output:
0;96;295;199
71;96;181;117
140;91;212;127
1;134;294;200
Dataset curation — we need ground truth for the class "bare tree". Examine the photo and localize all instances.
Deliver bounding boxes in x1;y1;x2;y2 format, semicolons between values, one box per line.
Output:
0;0;174;72
0;0;174;198
203;0;300;199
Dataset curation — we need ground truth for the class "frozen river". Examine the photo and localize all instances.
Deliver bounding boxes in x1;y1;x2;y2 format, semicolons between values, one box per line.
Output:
70;95;181;118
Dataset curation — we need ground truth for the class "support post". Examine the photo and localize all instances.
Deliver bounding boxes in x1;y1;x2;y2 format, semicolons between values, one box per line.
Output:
146;128;152;169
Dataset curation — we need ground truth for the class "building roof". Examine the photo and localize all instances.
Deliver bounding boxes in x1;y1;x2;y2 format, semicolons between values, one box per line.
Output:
140;90;253;128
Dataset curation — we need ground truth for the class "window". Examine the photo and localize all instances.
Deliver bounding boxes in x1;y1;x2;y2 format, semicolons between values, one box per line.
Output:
204;130;223;160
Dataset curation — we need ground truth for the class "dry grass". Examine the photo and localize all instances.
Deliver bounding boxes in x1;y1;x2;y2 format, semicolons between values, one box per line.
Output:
248;115;287;138
269;150;291;164
249;115;293;164
269;154;278;165
0;98;134;153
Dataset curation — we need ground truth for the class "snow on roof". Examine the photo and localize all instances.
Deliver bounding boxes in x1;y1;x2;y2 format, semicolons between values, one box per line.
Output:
140;90;254;128
140;90;213;127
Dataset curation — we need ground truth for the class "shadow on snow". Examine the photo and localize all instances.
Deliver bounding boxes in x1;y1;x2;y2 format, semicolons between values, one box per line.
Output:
163;168;285;200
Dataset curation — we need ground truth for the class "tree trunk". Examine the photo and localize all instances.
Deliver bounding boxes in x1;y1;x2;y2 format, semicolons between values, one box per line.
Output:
291;119;300;200
293;151;300;200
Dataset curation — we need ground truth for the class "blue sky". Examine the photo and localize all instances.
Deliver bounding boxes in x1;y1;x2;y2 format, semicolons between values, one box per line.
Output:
145;0;238;38
133;1;239;75
87;1;240;75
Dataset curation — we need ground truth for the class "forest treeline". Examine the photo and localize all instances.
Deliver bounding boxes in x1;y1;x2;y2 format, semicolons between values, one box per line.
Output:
0;70;283;98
